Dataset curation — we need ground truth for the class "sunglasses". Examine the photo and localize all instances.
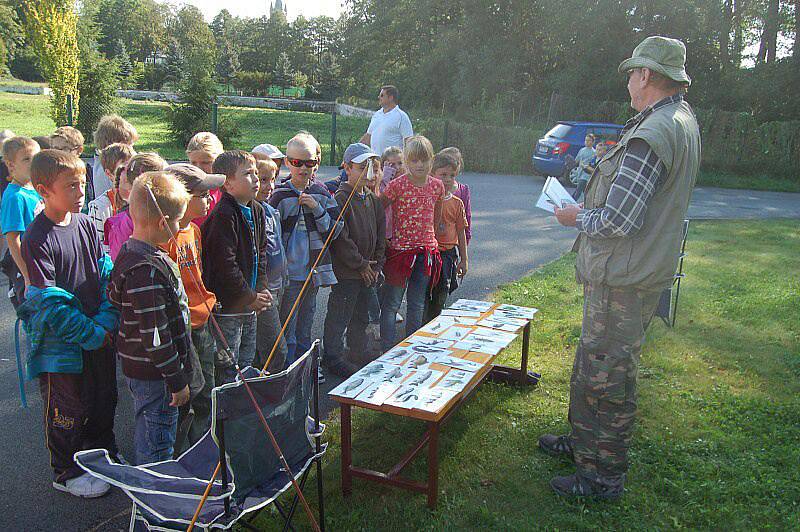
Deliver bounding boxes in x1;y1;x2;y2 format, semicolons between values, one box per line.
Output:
287;158;318;168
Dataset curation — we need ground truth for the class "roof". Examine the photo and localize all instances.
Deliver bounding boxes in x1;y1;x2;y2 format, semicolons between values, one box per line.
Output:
557;121;624;129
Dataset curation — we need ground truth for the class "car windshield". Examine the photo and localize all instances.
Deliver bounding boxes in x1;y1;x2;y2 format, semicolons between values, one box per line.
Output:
545;124;572;139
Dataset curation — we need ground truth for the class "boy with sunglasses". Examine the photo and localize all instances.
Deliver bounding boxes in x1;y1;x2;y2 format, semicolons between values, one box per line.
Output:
269;133;343;378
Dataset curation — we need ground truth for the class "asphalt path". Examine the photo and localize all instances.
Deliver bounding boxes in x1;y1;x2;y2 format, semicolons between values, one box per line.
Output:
0;169;798;531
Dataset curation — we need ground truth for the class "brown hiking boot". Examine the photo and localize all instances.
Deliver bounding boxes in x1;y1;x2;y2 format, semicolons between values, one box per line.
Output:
550;473;624;501
538;433;574;460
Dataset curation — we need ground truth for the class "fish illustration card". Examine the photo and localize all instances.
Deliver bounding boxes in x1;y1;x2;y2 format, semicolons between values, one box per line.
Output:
405;335;455;349
357;381;402;406
464;328;517;346
376;345;415;365
493;304;538;320
449;299;494;313
384;384;425;409
433;369;472;392
441;308;483;318
404;368;444;389
415;388;460;413
328;375;373;399
436;355;485;372
437;325;474;342
477;316;526;332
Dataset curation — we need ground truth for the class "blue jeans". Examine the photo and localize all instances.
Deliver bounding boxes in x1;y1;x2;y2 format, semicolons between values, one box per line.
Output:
126;377;178;465
215;312;257;368
380;254;430;351
367;286;380;323
280;280;319;365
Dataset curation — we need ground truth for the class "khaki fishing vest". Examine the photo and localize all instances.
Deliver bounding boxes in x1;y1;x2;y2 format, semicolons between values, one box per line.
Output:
574;98;701;290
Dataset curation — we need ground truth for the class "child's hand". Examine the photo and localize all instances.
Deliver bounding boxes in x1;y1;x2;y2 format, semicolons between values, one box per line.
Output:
298;193;318;211
170;385;190;407
247;292;272;312
360;264;378;286
457;260;468;279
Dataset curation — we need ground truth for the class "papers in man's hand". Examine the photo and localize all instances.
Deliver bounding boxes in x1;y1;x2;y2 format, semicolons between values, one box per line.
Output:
536;176;577;213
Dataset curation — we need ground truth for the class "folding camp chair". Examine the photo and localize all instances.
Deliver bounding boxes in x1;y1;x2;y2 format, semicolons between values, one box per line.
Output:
75;341;326;531
655;219;690;327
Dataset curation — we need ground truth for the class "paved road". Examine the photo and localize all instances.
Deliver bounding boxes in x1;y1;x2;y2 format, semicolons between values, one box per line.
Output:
1;169;798;531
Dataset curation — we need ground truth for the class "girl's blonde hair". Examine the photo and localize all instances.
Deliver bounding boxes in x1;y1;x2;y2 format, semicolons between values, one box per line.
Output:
403;135;434;166
124;152;167;186
186;132;224;157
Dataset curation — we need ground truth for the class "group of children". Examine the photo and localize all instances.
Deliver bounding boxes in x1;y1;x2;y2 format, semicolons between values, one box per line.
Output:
0;115;473;499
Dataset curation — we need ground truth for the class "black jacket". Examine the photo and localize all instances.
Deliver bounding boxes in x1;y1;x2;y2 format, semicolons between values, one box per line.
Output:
201;192;268;313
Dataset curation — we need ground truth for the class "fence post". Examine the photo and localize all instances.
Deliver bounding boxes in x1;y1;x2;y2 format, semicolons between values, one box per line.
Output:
443;120;449;148
66;94;74;126
547;92;557;126
330;109;338;166
211;101;219;135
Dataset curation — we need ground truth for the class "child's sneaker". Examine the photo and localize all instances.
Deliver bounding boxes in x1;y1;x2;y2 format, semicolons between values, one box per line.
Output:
317;366;326;384
395;312;404;323
53;472;111;498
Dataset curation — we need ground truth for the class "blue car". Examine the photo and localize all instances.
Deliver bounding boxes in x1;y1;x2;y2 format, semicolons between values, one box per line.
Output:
532;121;624;177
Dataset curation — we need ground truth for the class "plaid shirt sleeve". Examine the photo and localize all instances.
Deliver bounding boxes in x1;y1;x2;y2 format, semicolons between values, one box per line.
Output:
575;138;666;238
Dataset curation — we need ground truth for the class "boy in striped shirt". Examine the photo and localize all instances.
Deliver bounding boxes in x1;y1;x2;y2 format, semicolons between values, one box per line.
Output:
108;171;193;465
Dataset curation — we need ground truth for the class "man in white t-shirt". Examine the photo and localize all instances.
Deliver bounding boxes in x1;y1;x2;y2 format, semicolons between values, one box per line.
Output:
360;85;414;156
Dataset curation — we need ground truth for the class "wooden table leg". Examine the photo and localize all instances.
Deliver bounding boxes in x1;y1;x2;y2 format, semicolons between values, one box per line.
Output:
341;404;352;496
520;322;530;384
427;421;439;509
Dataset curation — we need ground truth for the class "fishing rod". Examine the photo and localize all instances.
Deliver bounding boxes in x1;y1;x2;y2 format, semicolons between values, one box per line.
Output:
142;184;321;532
259;160;373;374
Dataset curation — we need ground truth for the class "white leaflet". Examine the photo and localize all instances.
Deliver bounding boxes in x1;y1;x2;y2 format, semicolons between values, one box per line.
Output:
376;346;415;365
436;355;485;372
405;336;455;349
477;317;525;332
405;368;444;388
434;369;472;392
494;304;538;320
453;339;504;355
358;381;402;406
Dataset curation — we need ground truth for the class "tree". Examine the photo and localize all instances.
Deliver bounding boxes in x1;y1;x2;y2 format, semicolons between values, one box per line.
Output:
216;40;239;93
24;0;81;125
273;51;294;96
0;0;22;74
313;51;342;100
163;38;185;87
171;5;217;78
113;39;132;80
166;69;239;147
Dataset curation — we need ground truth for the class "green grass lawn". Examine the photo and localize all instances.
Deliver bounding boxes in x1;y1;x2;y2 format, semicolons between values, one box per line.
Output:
252;219;799;530
0;92;369;161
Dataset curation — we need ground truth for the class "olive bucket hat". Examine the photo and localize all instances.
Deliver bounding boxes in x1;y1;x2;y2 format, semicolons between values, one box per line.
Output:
618;36;691;86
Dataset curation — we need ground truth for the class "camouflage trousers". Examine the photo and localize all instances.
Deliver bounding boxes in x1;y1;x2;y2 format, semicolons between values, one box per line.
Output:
568;283;661;486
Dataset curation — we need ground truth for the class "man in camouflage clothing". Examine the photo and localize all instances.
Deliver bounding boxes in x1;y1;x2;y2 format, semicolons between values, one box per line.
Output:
540;36;701;499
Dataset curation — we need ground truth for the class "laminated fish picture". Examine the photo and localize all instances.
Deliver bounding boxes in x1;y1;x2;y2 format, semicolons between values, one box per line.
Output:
494;304;538;320
415;388;460;413
418;319;451;335
449;299;495;313
441;308;483;318
356;362;389;378
477;316;526;332
465;328;517;346
385;384;423;408
437;355;484;372
437;369;471;391
438;325;474;341
406;336;455;349
453;339;504;355
358;381;403;406
408;344;452;357
328;376;372;399
376;346;414;365
407;368;444;388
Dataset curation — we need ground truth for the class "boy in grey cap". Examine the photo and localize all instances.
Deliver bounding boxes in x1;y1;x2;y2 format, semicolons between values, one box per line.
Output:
323;143;386;376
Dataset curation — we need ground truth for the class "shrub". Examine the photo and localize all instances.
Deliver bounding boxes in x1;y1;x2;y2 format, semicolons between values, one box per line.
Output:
166;71;239;148
140;63;169;91
76;47;118;140
8;48;44;81
231;70;273;96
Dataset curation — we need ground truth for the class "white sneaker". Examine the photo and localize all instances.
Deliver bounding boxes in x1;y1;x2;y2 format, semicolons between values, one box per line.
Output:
395;312;404;323
53;472;111;498
317;366;326;384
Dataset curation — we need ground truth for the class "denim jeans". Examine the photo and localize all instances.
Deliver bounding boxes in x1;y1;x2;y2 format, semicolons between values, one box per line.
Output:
126;377;178;465
380;254;430;351
255;288;288;372
323;279;371;366
214;312;257;368
280;280;319;364
179;323;216;447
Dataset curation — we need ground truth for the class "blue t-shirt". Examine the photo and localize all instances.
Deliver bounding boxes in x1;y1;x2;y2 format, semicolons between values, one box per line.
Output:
1;183;42;235
238;203;258;290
